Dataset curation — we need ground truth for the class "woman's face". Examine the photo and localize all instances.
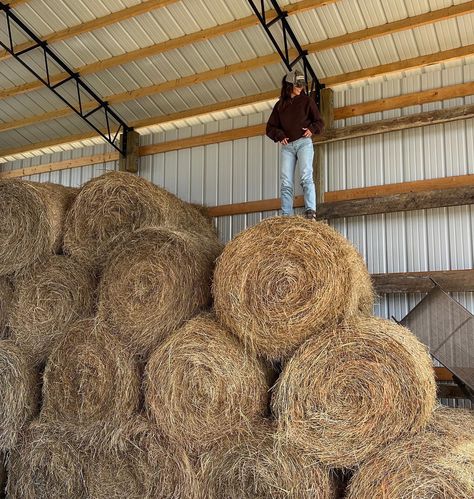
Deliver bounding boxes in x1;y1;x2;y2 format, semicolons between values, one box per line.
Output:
291;84;303;96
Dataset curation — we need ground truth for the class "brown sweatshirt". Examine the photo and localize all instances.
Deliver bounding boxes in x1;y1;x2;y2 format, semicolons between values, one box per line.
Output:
266;93;325;143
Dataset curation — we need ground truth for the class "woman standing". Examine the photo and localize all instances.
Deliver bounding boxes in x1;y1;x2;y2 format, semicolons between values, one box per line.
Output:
266;70;325;219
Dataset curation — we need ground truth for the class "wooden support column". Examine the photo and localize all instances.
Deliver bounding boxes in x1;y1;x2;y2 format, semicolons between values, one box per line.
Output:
314;87;333;204
119;130;140;174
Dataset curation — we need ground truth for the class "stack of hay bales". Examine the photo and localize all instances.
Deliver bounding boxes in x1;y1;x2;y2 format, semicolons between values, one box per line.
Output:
210;216;473;497
0;172;472;498
0;171;223;498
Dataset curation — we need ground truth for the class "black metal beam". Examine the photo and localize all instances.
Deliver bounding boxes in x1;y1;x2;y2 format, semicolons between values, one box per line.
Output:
0;2;131;156
246;0;324;106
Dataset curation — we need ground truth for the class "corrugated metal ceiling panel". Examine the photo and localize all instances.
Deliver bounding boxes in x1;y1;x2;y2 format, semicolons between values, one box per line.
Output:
0;0;472;158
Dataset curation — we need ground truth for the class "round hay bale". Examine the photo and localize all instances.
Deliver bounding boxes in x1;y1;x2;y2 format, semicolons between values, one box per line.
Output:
98;227;222;357
0;179;77;276
144;430;201;499
199;423;338;499
346;406;474;499
63;171;192;268
9;255;96;364
144;313;270;453
7;421;86;499
272;316;437;467
0;341;39;451
0;277;13;339
41;318;140;425
84;448;148;499
212;216;374;361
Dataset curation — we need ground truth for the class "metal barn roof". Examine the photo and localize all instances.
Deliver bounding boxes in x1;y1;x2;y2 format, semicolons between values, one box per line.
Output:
0;0;473;161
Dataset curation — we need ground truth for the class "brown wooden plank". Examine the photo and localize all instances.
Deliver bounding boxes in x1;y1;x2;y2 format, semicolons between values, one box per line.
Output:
325;174;474;202
434;367;454;382
323;44;474;87
316;185;474;219
0;152;119;179
372;270;474;294
315;104;474;144
334;82;474;120
3;104;474;173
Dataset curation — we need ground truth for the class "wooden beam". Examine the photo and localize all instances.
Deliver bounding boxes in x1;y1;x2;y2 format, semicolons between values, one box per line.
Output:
372;270;474;294
3;102;474;164
118;130;140;173
323;44;474;87
434;367;454;382
0;152;119;179
0;0;335;99
5;78;472;135
7;0;30;6
138;124;266;156
306;2;474;54
208;185;474;219
334;82;474;120
0;0;181;63
315;104;474;144
316;185;474;219
1;2;472;102
325;174;474;203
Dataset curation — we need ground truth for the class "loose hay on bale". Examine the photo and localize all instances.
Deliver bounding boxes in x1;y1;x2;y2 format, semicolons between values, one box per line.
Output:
212;216;374;361
144;429;201;499
144;313;270;453
41;318;140;425
0;341;39;451
99;227;222;357
63;171;208;269
0;180;77;276
7;421;86;499
199;423;338;499
84;447;148;499
0;278;13;339
9;255;96;364
346;406;474;499
272;316;437;468
0;453;5;497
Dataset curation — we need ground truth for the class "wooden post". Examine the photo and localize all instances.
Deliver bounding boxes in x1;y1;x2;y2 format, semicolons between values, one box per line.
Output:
119;129;140;174
314;87;333;206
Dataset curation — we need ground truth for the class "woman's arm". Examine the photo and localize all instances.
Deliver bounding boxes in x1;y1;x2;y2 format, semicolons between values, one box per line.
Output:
266;103;287;143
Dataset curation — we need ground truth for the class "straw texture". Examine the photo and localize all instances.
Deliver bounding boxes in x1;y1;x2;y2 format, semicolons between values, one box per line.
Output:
213;216;374;361
273;316;437;467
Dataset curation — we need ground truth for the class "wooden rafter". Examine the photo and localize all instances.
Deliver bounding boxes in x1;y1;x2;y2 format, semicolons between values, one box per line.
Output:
2;80;472;156
2;103;474;174
0;0;181;63
0;0;336;98
324;44;474;87
372;270;474;294
1;2;472;101
334;82;474;120
305;2;474;54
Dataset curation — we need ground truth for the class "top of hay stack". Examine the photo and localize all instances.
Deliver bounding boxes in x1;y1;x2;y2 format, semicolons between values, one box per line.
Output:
63;171;218;269
212;216;374;361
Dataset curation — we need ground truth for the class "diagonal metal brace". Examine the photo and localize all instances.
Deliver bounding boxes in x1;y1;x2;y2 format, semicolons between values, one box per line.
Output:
0;2;131;156
246;0;324;106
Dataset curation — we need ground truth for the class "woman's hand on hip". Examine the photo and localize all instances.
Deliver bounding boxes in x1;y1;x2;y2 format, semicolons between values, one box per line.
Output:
280;138;289;145
302;128;312;138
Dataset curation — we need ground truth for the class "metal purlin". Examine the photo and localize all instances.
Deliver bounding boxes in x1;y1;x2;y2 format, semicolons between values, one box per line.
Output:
0;2;131;156
246;0;324;106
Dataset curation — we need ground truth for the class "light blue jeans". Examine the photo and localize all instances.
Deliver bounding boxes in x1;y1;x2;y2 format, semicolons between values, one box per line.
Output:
280;137;316;215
